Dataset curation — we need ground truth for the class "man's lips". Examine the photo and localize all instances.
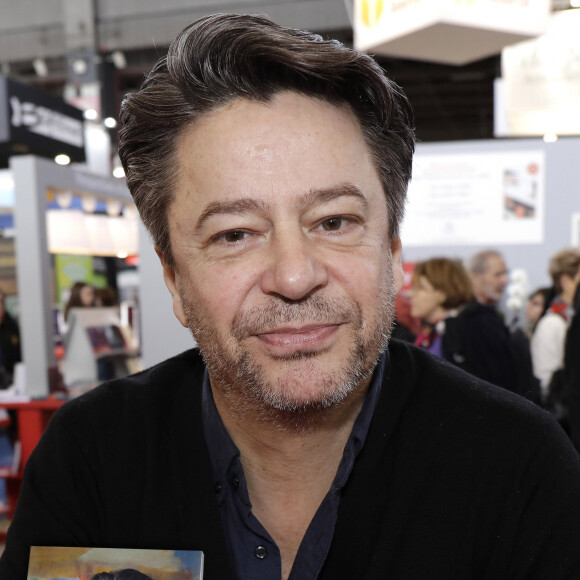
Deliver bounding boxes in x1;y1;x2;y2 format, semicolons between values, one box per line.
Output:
255;324;340;349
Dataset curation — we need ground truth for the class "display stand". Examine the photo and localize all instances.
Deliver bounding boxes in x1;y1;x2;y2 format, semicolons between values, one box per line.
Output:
0;397;64;540
62;307;139;388
10;155;133;398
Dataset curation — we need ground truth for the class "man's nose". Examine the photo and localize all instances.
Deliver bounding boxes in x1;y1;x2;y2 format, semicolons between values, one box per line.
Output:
260;231;328;301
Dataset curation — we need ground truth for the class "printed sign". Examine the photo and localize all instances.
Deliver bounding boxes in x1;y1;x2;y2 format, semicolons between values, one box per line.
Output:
0;76;85;166
400;150;545;246
501;10;580;136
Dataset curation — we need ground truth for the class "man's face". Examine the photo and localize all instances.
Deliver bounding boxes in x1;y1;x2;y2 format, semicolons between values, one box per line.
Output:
161;92;403;421
474;255;508;305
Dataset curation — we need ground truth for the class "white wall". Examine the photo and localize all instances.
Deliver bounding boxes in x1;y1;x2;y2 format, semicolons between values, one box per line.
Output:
138;221;193;369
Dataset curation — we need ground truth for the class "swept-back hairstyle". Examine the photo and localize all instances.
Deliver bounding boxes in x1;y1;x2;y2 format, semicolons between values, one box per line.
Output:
413;258;475;310
119;13;415;266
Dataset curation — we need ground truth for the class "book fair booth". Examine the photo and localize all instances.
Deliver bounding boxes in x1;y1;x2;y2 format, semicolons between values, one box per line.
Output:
0;78;140;533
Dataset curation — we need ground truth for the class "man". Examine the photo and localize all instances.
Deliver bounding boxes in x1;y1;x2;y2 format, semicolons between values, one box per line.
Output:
467;249;509;307
467;250;538;400
2;14;580;580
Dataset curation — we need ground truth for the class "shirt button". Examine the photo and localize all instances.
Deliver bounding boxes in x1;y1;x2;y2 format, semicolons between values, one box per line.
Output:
214;482;223;494
254;545;268;559
231;475;239;489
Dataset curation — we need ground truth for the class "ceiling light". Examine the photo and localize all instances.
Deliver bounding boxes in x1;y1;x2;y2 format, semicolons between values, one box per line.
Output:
54;154;71;166
33;58;48;77
543;133;558;143
112;166;125;178
111;51;127;70
83;108;98;121
104;117;117;129
81;196;97;213
71;58;88;76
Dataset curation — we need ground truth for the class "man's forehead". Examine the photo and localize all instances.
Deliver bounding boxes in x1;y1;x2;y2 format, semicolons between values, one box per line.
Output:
484;255;506;273
172;91;383;214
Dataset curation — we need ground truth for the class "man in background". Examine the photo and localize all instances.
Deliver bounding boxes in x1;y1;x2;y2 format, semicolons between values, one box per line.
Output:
467;249;509;307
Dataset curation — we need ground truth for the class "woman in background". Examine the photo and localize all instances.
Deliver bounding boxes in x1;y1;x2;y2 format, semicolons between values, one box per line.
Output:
63;281;95;321
410;258;518;391
524;287;552;339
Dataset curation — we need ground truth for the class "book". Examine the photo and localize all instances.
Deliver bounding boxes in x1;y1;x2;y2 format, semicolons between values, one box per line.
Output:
27;547;204;580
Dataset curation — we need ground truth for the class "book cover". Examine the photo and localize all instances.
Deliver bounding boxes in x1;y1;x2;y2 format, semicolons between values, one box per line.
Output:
27;547;204;580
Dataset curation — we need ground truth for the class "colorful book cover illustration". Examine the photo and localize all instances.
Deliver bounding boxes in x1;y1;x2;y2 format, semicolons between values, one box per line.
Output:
27;547;204;580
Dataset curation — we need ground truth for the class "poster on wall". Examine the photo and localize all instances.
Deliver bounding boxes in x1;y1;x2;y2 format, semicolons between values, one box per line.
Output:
400;150;545;247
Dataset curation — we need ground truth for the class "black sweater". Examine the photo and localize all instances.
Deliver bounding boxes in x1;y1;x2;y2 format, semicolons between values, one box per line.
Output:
2;341;580;579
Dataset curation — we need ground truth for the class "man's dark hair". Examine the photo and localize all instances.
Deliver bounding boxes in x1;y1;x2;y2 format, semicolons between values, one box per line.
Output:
119;13;415;266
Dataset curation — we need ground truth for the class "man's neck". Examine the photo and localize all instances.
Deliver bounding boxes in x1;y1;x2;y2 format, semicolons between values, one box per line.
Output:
211;379;369;579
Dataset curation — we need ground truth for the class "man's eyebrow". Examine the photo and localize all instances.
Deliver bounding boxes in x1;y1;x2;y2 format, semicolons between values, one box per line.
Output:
194;183;369;232
195;198;270;232
298;183;369;210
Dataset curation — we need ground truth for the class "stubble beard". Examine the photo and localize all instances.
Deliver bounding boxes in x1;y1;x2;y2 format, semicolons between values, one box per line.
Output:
180;265;396;431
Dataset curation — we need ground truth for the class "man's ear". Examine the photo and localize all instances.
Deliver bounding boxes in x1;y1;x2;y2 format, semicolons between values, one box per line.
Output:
155;247;188;328
390;237;404;293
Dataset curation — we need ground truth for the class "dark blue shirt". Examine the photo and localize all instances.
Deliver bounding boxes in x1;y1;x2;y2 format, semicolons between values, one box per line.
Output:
202;350;387;579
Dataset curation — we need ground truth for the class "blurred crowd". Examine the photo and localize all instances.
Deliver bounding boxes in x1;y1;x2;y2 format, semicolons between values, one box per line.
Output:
396;247;580;453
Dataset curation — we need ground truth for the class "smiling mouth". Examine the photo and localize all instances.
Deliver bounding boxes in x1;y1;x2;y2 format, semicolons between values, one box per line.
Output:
256;324;341;349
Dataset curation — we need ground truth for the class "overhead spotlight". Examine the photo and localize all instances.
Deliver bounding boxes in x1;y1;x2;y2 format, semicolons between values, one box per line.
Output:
56;190;74;208
106;200;122;216
54;154;71;166
543;133;558;143
71;58;88;76
33;58;48;77
84;108;98;121
111;51;127;70
104;117;117;129
81;196;97;213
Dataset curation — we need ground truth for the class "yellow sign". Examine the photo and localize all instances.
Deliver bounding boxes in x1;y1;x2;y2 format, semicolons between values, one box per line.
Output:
360;0;384;27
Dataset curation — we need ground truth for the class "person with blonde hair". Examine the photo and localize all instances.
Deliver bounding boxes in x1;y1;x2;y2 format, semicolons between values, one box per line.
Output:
531;247;580;406
410;257;517;390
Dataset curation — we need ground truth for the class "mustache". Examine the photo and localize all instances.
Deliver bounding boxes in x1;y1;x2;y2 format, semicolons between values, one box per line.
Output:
231;295;361;338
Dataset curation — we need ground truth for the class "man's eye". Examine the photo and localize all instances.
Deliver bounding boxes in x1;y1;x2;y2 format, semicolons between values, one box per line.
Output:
218;230;249;243
320;217;343;231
